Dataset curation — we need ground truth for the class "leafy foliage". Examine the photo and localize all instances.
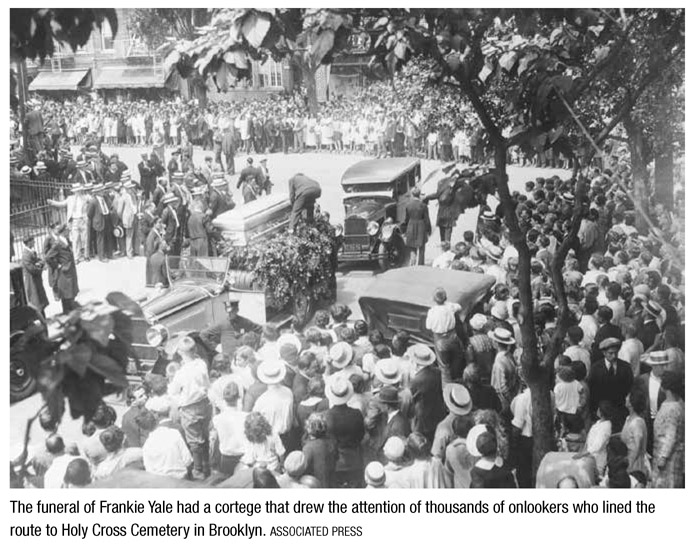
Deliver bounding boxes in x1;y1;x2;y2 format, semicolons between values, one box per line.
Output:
21;293;142;431
10;8;118;62
223;214;337;311
128;8;210;49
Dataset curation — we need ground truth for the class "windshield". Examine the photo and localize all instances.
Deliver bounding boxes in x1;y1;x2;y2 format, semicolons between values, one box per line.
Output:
166;256;229;285
342;183;393;193
343;196;391;219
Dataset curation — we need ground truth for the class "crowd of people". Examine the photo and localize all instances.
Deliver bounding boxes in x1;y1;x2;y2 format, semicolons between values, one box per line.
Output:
17;150;685;488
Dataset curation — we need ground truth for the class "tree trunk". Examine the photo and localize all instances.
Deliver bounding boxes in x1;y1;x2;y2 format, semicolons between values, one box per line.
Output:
623;114;650;231
493;141;554;475
303;63;319;117
654;145;675;211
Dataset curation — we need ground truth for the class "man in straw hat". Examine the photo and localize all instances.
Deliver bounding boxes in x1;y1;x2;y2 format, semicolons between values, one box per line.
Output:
113;177;138;258
160;192;181;256
167;336;212;480
252;360;294;449
407;343;446;443
588;337;633;431
633;350;670;454
431;383;473;460
489;328;520;416
325;377;365;487
639;300;664;352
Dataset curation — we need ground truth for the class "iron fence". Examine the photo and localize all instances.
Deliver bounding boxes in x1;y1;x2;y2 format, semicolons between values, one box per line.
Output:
10;178;68;260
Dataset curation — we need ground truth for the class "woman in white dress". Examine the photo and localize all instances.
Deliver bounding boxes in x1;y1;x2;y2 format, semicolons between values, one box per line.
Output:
321;117;334;151
305;117;318;150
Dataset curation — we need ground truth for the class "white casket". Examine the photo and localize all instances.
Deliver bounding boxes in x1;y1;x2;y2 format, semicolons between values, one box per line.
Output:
212;194;291;246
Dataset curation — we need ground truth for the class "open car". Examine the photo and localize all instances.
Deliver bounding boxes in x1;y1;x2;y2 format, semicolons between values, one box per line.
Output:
336;158;421;270
358;266;496;345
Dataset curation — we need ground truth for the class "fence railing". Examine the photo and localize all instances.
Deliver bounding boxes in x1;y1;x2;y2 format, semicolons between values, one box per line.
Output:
10;178;69;260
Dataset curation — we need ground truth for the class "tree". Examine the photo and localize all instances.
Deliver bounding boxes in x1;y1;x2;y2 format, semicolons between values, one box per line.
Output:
168;7;682;472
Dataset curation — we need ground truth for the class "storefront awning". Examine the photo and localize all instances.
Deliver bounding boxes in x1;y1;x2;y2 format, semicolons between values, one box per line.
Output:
93;67;168;89
28;69;91;91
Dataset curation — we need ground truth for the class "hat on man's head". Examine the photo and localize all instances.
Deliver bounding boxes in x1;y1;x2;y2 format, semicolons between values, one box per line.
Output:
442;383;473;416
161;193;177;205
373;358;402;386
598;337;622;351
329;342;353;370
489;327;515;346
364;462;386;487
643;350;670;367
378;385;400;405
469;313;488;331
277;333;302;355
643;300;663;318
34;161;47;171
211;177;227;189
20;165;31;175
257;360;287;385
326;377;354;405
407;344;436;367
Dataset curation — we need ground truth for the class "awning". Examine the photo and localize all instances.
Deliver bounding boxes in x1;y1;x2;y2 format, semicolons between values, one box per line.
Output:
93;67;168;89
28;69;90;91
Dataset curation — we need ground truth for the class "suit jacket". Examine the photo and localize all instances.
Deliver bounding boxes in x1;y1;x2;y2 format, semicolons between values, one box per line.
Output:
288;174;321;203
160;206;179;243
21;247;49;311
591;322;623;363
44;239;79;300
25;110;44;136
588;358;633;415
365;405;411;459
114;191;136;228
633;374;665;421
87;196;111;232
409;365;447;442
325;404;365;473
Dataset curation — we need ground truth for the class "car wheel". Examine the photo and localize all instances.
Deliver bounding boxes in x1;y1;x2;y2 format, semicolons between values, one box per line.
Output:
10;348;37;403
377;236;406;271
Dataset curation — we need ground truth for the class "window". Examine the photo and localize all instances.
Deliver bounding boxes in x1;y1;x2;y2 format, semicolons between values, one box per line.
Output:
101;19;115;51
257;59;283;88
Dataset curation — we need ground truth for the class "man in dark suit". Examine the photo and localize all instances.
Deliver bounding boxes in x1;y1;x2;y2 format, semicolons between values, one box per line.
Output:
138;153;156;200
43;224;79;314
160;194;181;256
591;306;623;363
588;337;633;432
364;385;410;463
25;101;45;155
408;344;447;443
633;351;669;454
20;236;49;315
404;187;431;266
325;378;365;488
86;185;111;262
288;173;322;230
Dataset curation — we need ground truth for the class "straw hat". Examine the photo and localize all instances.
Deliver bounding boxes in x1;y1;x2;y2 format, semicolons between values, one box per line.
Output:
643;350;670;367
161;193;177;205
257;360;287;385
373;358;402;386
488;327;515;346
277;333;302;355
442;383;473;416
407;344;436;367
326;376;354;405
329;342;353;370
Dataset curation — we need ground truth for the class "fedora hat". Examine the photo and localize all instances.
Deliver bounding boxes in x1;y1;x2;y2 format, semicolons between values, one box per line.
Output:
443;383;473;416
378;385;400;405
643;350;670;367
488;328;515;346
329;342;353;370
408;343;436;367
326;376;354;405
257;360;287;385
113;224;124;238
374;358;402;386
598;337;622;351
364;462;386;487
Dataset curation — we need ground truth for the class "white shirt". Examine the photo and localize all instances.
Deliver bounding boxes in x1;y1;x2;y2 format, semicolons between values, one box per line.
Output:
578;315;599;350
168;358;210;407
586;419;612;477
511;389;532;437
142;425;192;479
43;455;79;489
252;385;294;435
618;338;644;377
554;380;581;415
432;251;456;269
649;375;662;420
562;345;591;374
426;302;461;334
213;409;248;456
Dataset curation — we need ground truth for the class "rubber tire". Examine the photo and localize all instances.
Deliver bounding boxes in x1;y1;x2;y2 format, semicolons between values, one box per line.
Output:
377;235;406;271
10;348;37;403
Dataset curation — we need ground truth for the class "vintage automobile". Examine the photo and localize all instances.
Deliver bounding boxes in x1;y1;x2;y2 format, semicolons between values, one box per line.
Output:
337;157;421;270
358;266;496;345
10;263;46;401
132;194;331;373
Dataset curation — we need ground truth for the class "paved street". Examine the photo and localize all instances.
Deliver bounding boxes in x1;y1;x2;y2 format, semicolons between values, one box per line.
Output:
11;149;570;458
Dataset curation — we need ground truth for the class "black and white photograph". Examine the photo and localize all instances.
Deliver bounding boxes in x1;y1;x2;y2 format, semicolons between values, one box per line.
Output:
8;7;685;491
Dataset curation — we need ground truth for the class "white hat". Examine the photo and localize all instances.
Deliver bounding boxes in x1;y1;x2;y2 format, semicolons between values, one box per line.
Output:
373;358;402;386
364;462;386;487
469;313;488;331
326;376;354;405
407;343;436;366
383;436;406;462
257;360;287;385
329;342;354;370
442;383;473;416
145;395;172;415
277;333;302;355
467;424;489;457
488;328;516;346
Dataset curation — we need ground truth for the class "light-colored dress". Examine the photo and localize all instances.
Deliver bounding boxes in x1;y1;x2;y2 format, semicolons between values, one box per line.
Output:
621;413;650;477
652;400;685;488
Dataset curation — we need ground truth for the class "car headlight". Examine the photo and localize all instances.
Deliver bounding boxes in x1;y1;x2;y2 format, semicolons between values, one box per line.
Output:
146;324;169;348
334;224;343;237
367;221;380;236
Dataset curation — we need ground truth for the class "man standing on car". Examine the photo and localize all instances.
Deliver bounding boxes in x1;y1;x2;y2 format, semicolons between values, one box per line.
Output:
425;287;465;386
288;173;322;231
404;187;431;266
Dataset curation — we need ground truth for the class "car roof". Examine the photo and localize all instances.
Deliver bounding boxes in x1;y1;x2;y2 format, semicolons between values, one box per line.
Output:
341;158;420;186
359;267;495;309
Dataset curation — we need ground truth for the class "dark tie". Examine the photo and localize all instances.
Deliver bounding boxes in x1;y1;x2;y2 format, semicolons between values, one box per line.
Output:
608;363;614;375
